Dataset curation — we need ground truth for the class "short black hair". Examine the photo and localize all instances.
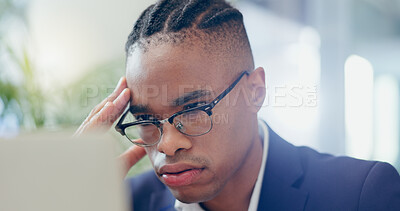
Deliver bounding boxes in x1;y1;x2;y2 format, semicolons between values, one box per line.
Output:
125;0;253;66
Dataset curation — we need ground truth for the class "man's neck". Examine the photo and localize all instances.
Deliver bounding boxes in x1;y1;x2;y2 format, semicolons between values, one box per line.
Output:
200;127;264;211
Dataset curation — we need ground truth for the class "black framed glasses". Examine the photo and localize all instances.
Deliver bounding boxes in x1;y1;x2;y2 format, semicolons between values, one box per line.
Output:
115;71;250;147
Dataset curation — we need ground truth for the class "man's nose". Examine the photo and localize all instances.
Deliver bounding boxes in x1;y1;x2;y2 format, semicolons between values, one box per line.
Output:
157;123;192;156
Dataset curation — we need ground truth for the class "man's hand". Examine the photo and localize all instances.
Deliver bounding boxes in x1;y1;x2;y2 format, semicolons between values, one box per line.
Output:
74;77;146;176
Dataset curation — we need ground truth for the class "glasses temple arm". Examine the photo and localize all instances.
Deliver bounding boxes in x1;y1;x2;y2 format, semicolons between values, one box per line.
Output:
210;71;250;107
115;107;130;133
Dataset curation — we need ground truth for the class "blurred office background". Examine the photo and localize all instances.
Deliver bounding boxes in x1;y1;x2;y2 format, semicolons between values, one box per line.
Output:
0;0;399;172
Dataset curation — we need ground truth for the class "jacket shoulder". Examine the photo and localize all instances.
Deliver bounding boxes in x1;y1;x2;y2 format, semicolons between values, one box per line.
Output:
296;146;400;210
358;162;400;210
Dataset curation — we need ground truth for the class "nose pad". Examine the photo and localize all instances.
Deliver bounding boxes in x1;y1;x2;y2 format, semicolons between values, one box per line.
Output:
175;121;186;133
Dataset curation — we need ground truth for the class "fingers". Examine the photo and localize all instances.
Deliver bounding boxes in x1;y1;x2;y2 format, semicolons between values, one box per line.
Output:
88;77;128;120
74;77;131;136
111;88;131;122
118;144;147;176
85;88;130;131
74;76;146;179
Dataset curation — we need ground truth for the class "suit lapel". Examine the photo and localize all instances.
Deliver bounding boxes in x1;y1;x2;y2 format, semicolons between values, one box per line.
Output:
258;124;309;210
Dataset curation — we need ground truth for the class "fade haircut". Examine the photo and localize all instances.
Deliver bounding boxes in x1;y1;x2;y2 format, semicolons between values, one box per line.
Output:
125;0;254;68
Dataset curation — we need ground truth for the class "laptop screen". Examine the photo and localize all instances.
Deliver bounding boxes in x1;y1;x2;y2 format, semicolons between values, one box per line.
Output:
0;133;129;211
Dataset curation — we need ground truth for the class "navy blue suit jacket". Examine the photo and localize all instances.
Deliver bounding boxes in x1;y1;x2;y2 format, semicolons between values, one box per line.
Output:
127;125;400;211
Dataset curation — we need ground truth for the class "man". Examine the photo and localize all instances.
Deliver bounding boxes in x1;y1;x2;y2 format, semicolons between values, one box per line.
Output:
76;0;400;210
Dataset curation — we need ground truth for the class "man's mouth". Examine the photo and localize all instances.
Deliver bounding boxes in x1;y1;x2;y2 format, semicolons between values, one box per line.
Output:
158;164;205;187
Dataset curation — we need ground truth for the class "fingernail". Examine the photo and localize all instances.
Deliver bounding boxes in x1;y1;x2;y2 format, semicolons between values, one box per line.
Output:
114;77;124;91
113;88;129;105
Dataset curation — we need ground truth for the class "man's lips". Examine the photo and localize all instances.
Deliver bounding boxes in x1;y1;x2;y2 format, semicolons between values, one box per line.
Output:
158;163;205;187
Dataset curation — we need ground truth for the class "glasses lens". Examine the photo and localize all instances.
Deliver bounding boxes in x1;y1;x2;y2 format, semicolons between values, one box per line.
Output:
173;110;212;136
124;123;160;146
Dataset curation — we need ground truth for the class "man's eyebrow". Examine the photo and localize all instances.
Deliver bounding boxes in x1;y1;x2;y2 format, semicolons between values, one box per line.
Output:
172;90;213;106
129;104;151;114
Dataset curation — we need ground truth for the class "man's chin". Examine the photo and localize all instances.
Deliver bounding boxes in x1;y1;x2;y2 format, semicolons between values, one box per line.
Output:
168;185;217;204
172;193;209;204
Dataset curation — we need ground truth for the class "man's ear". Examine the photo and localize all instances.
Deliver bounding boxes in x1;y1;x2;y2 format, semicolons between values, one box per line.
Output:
247;67;266;113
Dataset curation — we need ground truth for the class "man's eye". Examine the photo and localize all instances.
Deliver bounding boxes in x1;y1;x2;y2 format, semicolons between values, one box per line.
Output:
183;101;207;110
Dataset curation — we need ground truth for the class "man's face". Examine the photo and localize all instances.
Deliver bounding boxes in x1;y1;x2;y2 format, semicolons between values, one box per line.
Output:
125;41;257;203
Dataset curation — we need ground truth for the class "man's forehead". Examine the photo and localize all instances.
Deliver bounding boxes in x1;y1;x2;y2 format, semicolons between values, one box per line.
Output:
126;70;217;107
125;42;231;113
125;42;228;82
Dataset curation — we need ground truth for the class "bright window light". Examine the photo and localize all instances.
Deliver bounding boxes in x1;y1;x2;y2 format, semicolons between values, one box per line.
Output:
374;75;399;164
298;27;321;85
344;55;374;159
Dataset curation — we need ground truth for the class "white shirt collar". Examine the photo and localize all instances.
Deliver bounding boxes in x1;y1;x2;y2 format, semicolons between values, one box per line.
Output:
175;120;269;211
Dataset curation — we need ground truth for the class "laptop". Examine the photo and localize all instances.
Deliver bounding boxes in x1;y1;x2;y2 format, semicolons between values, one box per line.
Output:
0;132;130;211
